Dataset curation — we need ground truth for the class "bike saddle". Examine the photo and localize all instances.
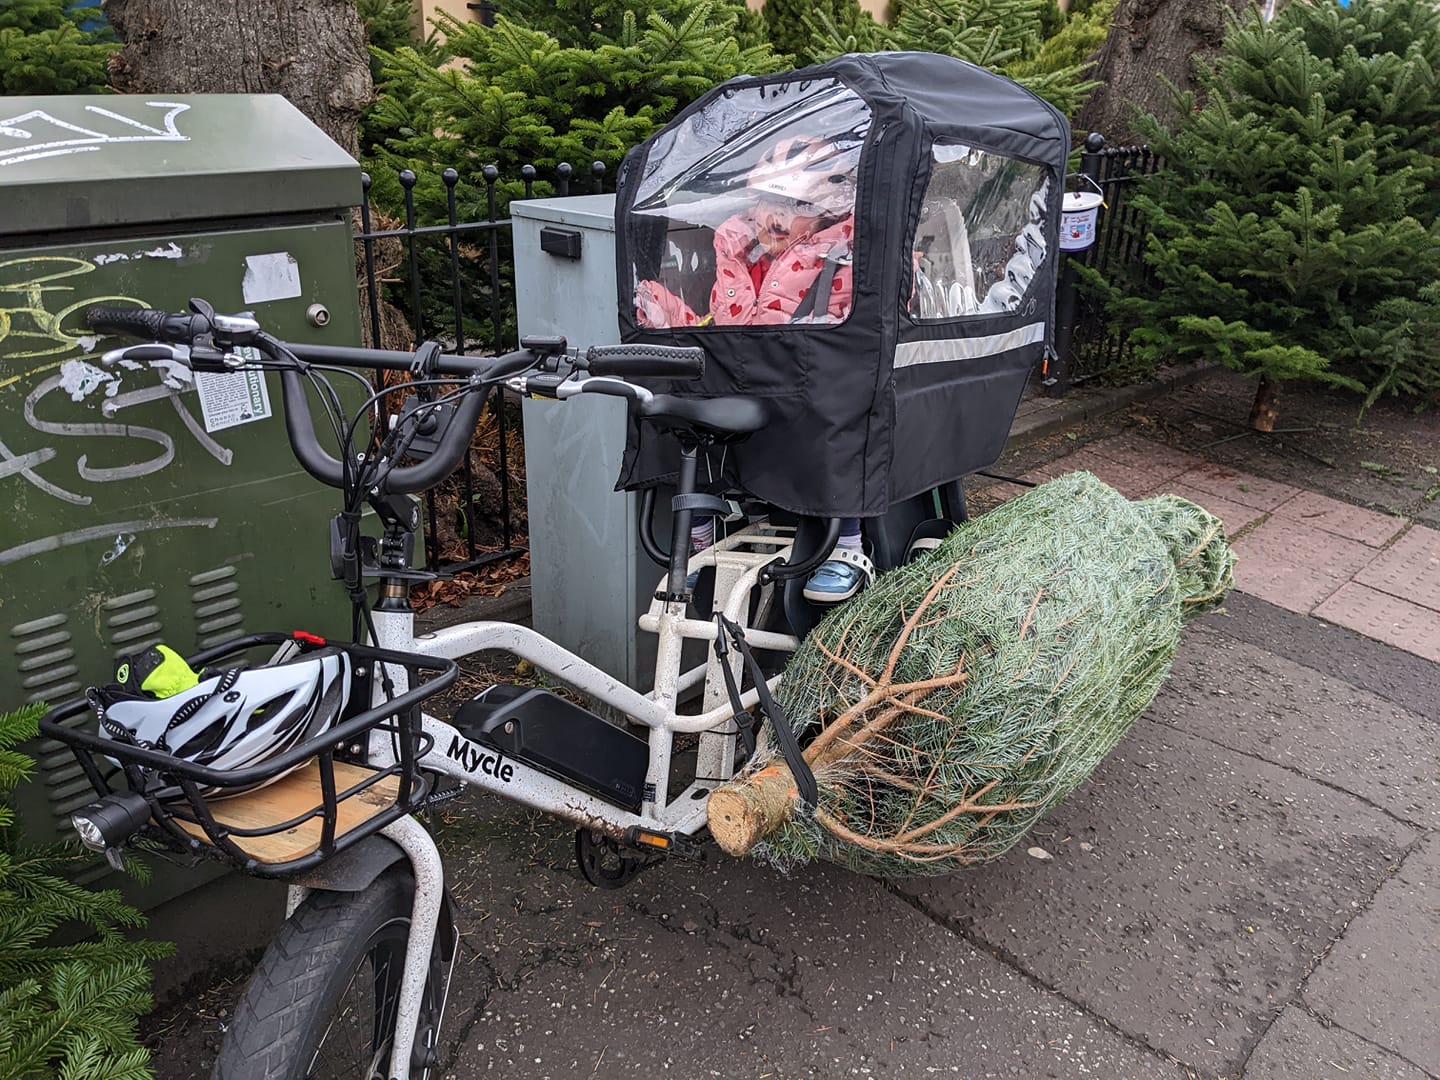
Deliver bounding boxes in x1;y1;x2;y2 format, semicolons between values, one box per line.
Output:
639;394;768;442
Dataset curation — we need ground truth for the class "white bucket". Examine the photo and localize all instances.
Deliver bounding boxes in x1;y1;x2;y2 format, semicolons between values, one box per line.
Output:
1059;190;1103;252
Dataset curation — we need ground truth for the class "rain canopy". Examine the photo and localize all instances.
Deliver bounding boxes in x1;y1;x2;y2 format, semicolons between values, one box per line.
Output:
615;52;1070;518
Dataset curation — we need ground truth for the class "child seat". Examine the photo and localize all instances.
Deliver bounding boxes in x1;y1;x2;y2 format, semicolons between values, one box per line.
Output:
612;52;1070;621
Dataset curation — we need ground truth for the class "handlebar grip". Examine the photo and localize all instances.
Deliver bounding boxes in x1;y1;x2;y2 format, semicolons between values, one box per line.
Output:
86;306;209;344
585;344;705;379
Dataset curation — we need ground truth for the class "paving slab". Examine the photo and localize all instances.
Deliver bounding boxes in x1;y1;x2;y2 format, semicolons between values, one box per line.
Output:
433;803;1183;1080
1353;524;1440;610
1020;449;1166;499
1230;518;1378;613
1269;490;1410;549
1172;463;1302;513
1147;625;1440;830
1313;583;1440;664
1302;832;1440;1075
1242;1006;1432;1080
895;717;1417;1079
1084;434;1206;479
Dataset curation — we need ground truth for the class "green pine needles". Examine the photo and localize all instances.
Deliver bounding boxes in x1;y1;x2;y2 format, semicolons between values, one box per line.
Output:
711;473;1232;877
0;0;116;95
0;704;171;1080
1106;0;1440;414
799;0;1112;116
365;0;787;204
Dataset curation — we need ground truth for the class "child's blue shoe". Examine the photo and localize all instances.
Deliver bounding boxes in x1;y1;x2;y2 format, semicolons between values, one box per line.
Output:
802;547;874;604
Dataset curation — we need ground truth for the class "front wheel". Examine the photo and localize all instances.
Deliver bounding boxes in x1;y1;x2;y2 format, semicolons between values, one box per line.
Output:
213;871;445;1080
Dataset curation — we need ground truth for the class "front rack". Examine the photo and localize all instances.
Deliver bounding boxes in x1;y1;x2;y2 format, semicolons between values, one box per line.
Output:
39;632;458;878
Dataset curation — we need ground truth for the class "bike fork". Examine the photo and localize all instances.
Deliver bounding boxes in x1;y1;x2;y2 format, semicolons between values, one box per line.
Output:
283;815;445;1080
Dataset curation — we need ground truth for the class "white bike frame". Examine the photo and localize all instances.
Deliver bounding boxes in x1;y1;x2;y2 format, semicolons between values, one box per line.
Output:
297;522;803;1080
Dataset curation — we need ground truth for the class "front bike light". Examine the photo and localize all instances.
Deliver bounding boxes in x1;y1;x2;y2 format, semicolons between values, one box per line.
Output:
71;791;151;855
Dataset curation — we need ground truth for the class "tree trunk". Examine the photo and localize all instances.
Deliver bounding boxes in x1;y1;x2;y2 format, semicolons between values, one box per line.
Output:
1248;374;1280;432
1074;0;1252;147
102;0;371;159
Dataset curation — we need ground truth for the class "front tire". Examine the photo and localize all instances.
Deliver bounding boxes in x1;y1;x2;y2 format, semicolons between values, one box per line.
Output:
213;871;443;1080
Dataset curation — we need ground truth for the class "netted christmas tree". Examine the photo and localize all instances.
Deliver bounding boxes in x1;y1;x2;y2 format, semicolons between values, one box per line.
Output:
707;473;1233;877
1101;0;1440;426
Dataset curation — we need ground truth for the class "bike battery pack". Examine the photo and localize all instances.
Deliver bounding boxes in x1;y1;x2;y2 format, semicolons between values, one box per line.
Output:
453;684;649;813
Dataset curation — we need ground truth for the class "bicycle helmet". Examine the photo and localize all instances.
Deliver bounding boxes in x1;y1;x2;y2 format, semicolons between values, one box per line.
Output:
746;136;859;216
93;647;352;797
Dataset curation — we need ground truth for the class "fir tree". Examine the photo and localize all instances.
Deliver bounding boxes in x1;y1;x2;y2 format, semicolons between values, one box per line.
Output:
1107;0;1440;425
357;0;417;54
357;0;448;83
805;0;1105;116
0;704;173;1080
764;0;858;62
796;0;880;65
362;0;785;337
0;0;117;95
366;0;786;213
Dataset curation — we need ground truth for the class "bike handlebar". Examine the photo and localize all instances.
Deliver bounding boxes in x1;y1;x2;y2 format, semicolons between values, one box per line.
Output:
83;304;707;497
86;306;211;344
585;343;705;378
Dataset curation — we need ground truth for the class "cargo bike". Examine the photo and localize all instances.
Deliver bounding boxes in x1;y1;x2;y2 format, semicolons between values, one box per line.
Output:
41;53;1070;1080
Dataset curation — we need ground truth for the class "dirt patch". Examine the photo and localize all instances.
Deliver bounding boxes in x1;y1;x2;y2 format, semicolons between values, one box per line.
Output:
977;367;1440;528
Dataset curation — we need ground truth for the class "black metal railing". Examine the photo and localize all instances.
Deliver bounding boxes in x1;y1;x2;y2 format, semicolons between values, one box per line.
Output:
1051;140;1163;392
354;161;607;575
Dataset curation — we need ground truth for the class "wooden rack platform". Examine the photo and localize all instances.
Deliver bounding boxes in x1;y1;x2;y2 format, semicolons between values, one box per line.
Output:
174;760;399;864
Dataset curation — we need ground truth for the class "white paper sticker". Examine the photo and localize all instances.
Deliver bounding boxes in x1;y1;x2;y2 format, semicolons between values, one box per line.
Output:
59;359;120;401
241;251;302;304
194;350;272;433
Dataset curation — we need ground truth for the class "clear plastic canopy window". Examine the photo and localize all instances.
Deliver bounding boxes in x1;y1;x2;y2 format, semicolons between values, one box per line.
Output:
909;141;1051;321
628;81;872;330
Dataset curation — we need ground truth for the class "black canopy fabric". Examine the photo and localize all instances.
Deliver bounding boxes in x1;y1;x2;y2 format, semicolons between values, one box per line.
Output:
614;52;1070;518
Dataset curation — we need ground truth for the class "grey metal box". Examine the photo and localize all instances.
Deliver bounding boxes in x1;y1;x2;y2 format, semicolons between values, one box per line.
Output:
513;195;662;689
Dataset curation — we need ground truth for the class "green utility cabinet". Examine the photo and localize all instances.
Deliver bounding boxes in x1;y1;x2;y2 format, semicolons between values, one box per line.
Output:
0;95;363;903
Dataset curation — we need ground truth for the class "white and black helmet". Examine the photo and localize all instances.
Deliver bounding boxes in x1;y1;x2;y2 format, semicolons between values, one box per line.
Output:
94;648;351;796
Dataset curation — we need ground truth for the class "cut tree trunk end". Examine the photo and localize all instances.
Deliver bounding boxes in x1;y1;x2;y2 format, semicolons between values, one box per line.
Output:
1249;375;1281;432
706;763;800;855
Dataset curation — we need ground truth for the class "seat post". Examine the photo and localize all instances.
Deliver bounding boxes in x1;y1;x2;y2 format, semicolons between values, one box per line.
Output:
663;441;701;598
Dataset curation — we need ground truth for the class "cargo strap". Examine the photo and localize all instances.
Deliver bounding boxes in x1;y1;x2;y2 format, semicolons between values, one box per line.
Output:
713;615;818;812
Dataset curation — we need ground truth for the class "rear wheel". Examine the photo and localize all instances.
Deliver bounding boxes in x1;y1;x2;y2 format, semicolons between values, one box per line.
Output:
213;871;444;1080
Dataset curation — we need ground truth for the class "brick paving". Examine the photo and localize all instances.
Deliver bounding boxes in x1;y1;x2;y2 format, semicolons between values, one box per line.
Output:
1017;433;1440;664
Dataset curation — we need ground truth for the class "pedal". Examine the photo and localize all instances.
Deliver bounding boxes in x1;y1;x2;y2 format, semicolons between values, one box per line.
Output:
423;783;467;809
624;826;706;862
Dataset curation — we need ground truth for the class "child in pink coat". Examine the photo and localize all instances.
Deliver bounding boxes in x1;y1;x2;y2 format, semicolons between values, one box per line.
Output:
635;135;870;603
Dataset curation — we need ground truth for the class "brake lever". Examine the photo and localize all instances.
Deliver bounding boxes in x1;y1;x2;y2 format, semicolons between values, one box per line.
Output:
100;344;185;366
98;343;195;390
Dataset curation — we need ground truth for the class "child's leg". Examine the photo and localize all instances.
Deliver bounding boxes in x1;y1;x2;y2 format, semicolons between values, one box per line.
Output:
691;517;715;553
803;518;873;604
